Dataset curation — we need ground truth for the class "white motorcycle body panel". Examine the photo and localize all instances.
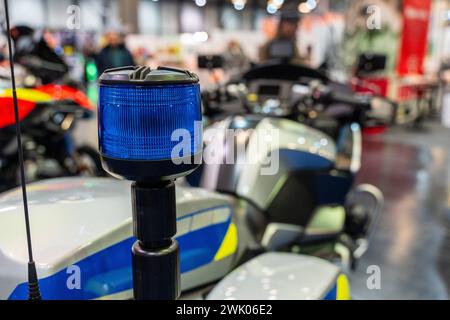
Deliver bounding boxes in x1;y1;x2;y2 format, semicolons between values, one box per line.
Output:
207;253;342;300
0;177;237;300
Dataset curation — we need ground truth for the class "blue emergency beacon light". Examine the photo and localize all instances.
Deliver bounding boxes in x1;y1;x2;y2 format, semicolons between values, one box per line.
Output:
98;66;202;300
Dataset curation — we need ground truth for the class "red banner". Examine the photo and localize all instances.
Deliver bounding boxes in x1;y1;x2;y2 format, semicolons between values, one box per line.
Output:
397;0;431;75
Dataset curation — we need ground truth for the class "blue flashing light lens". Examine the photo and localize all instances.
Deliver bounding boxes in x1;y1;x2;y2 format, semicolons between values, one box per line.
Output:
98;83;202;160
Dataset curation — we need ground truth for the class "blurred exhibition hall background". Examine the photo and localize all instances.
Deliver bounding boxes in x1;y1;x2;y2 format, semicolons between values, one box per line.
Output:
0;0;450;299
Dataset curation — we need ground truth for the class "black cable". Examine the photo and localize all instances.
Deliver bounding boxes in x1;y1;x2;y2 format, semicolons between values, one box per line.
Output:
3;0;41;300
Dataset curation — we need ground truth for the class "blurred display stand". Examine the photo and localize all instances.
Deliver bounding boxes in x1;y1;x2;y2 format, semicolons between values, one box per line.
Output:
441;64;450;128
443;91;450;128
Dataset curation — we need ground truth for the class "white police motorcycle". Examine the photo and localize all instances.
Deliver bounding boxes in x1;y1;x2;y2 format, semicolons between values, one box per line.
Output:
0;66;355;300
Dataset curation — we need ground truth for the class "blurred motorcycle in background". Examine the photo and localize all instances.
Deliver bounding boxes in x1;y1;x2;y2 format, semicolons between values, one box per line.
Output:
0;85;104;192
0;26;104;192
192;61;395;270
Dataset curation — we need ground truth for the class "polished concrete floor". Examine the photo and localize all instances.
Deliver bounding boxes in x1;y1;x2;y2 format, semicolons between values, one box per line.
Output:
350;120;450;299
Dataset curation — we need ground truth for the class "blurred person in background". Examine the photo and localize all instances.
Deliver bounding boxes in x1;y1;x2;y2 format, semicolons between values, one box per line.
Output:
96;30;134;75
223;40;250;73
259;12;302;64
82;37;99;85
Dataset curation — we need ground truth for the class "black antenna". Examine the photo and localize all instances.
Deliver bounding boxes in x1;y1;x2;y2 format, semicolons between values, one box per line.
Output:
3;0;41;300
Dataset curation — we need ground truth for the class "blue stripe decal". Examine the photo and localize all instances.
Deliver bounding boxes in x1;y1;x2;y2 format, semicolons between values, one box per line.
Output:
279;149;333;170
323;284;337;300
8;205;232;300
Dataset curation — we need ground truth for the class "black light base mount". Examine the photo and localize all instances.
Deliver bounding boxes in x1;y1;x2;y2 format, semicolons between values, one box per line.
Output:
131;181;180;300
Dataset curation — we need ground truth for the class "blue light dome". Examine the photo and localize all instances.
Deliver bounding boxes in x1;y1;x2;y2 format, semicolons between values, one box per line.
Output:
98;66;202;162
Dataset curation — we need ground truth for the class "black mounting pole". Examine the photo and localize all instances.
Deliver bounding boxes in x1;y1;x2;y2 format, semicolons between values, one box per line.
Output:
3;0;41;300
131;181;180;300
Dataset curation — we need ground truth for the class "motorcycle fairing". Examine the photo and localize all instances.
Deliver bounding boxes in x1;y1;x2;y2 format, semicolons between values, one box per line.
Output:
195;116;359;240
0;85;93;129
0;178;238;300
35;84;94;110
199;116;337;210
0;88;52;129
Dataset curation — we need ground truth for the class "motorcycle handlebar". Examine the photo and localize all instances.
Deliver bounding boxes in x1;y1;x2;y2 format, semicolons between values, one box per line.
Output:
202;81;374;119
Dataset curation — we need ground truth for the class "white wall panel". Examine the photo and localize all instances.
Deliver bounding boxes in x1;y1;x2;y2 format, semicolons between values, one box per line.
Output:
46;0;72;29
10;0;45;27
138;0;160;34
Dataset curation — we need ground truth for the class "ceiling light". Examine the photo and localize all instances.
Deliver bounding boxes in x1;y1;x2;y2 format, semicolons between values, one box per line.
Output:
298;2;311;14
195;0;207;7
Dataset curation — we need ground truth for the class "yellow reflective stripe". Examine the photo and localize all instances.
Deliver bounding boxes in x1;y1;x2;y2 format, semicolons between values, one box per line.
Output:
1;88;53;102
337;274;351;300
214;223;238;261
